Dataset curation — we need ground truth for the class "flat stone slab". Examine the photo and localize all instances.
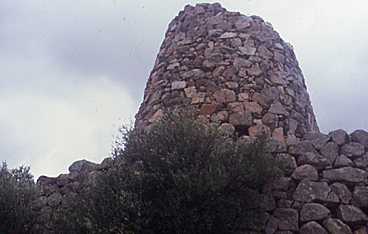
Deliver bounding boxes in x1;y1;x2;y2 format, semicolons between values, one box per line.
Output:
323;167;368;184
171;81;186;90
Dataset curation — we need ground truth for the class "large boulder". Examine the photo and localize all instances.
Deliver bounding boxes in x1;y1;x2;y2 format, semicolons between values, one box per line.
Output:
304;131;330;149
351;129;368;150
68;159;97;173
272;208;299;231
336;204;368;225
291;164;318;181
293;180;338;203
341;142;365;158
300;203;331;223
300;221;327;234
351;186;368;207
297;152;332;169
323;167;368;184
322;218;352;234
329;129;350;145
329;182;352;204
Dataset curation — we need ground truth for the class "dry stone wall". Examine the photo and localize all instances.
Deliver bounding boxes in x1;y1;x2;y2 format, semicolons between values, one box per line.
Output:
135;2;319;144
265;129;368;234
35;3;368;233
35;158;113;232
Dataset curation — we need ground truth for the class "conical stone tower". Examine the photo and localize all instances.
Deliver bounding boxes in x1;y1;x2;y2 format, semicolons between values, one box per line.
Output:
135;3;319;144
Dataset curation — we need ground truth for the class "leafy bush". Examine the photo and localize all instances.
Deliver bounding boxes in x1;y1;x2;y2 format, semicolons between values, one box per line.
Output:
56;108;282;233
0;162;39;234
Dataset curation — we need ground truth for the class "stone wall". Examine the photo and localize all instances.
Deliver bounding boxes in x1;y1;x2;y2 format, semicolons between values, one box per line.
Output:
135;2;319;144
35;129;368;233
133;3;368;233
35;158;113;232
261;129;368;233
35;3;368;233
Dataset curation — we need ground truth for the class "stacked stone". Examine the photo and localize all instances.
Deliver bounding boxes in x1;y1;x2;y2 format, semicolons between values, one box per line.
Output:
35;129;368;233
135;3;319;143
33;3;368;233
261;129;368;234
35;158;113;233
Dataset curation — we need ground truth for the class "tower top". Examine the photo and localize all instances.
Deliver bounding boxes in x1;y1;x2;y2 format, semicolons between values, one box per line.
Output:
135;3;318;143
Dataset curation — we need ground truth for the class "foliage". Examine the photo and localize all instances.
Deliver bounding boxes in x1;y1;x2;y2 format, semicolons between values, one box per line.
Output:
55;108;282;233
0;162;39;234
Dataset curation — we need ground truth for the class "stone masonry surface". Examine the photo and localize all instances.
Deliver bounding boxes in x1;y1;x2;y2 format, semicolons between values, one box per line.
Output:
35;3;368;233
134;2;319;144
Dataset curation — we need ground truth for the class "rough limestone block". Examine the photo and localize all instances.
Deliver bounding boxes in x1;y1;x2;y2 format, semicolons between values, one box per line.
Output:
334;155;354;168
351;129;368;150
238;46;256;56
171;81;186;90
291;164;318;181
304;131;331;149
336;204;368;225
320;142;339;164
300;203;331;223
268;102;289;116
229;112;252;127
300;221;327;234
288;141;319;156
248;124;270;137
293;180;335;203
297;152;331;169
323;167;368;184
341;142;365;158
330;182;352;204
273;208;299;231
219;32;237;39
322;218;352;234
354;154;368;168
329;129;350;145
244;101;262;114
351;186;368;207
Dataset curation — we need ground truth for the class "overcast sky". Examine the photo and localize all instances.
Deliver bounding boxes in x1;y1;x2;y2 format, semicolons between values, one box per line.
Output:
1;0;368;179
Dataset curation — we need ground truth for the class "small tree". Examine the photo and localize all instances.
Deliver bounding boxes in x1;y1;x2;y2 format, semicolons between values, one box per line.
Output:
56;108;282;233
0;162;39;234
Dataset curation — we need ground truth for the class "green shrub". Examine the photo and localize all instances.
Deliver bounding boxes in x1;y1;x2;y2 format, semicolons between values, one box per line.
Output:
0;162;39;234
56;108;282;233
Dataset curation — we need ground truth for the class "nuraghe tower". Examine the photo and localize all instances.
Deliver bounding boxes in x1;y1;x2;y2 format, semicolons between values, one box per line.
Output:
36;4;368;233
135;3;319;144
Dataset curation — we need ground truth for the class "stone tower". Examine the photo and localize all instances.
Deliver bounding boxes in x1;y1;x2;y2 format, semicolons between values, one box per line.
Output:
35;4;368;233
135;3;319;143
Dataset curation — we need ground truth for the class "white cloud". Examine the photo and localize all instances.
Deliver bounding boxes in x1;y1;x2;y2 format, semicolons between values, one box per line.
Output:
0;74;136;178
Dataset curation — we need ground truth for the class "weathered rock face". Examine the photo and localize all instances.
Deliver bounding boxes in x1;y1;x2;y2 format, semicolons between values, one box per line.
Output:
135;3;319;142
